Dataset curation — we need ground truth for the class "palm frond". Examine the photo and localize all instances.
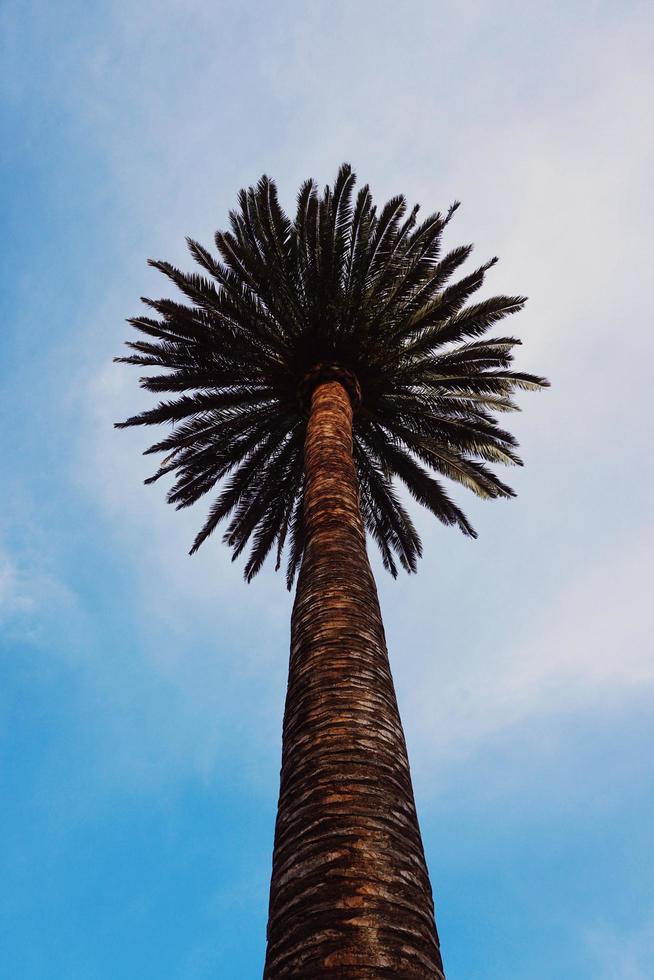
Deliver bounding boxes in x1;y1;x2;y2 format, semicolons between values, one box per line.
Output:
116;164;547;581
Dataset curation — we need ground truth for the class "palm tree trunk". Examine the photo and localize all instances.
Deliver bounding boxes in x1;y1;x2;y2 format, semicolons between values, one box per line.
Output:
263;379;445;979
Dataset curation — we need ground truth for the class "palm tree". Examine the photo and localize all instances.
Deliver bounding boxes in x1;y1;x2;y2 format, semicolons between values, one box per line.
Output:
116;164;548;978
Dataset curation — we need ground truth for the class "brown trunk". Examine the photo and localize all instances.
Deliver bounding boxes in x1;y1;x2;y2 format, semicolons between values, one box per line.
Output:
263;380;445;979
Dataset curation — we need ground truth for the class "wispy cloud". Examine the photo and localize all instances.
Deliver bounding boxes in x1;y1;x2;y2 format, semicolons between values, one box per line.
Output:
0;540;77;641
399;523;654;772
584;911;654;980
56;0;653;790
4;0;652;788
2;2;653;977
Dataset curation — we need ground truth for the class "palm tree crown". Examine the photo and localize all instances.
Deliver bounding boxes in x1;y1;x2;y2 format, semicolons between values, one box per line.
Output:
116;163;548;586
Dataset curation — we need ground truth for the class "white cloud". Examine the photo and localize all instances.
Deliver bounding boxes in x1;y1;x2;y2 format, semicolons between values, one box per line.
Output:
39;0;653;785
0;550;35;617
584;912;654;980
0;542;76;638
398;522;654;770
76;357;291;633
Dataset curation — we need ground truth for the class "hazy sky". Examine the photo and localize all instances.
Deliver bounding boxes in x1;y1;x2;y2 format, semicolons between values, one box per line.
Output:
2;1;653;977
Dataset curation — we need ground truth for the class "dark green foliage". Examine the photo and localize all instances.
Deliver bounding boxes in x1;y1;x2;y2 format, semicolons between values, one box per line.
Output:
116;164;548;586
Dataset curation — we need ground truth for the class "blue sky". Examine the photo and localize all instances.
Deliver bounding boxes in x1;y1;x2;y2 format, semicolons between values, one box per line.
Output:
1;0;653;976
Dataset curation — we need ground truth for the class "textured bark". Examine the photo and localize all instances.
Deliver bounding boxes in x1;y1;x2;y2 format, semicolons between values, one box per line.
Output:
263;380;445;979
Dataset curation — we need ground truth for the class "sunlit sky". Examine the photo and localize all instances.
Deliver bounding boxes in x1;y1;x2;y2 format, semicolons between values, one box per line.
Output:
2;1;653;977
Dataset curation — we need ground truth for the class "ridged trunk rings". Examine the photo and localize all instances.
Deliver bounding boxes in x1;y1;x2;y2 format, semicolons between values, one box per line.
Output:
263;380;445;979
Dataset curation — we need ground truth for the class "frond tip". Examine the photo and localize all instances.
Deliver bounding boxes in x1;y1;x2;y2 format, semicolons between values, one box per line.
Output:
115;164;548;584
